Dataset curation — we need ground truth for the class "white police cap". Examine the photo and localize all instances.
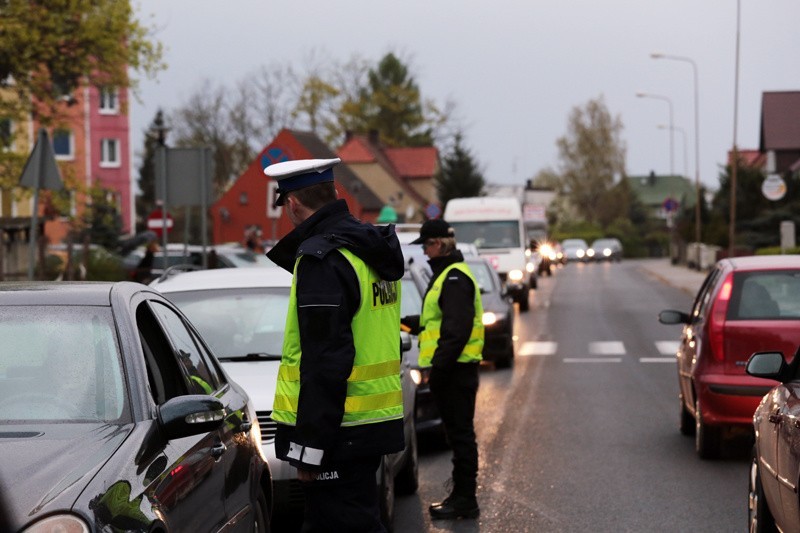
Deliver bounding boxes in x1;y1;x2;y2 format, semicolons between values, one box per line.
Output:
264;158;340;207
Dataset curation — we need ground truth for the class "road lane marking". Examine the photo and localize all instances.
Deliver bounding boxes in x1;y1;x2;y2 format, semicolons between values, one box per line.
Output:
589;341;626;355
640;357;676;363
563;358;622;363
518;341;557;356
655;341;680;355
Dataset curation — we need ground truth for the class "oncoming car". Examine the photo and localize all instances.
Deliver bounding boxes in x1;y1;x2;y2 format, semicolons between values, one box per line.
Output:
0;282;271;532
589;238;623;262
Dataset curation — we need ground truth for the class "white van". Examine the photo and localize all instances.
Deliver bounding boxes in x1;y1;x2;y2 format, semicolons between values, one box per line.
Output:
443;197;535;311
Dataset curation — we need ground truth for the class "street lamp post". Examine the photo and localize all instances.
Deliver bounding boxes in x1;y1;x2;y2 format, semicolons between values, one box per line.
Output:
651;52;702;246
729;0;742;258
658;124;689;180
636;92;675;177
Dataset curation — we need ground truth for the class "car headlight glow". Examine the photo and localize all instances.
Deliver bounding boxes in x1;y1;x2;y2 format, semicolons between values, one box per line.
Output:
603;248;612;257
586;249;595;257
483;312;497;325
410;369;422;385
22;515;90;533
525;262;535;273
576;249;585;258
508;269;524;282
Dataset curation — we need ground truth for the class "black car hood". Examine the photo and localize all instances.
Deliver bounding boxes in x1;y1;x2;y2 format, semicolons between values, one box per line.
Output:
0;423;131;527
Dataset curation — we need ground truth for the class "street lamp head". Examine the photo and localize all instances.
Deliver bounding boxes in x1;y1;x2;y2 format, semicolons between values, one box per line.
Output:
636;91;648;98
650;52;664;59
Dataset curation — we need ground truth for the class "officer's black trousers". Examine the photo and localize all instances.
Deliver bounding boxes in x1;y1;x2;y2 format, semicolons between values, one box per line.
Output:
430;362;479;497
300;456;384;533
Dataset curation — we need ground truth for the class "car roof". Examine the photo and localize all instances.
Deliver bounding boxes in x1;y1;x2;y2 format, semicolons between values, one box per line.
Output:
0;281;143;306
726;255;800;271
151;266;292;293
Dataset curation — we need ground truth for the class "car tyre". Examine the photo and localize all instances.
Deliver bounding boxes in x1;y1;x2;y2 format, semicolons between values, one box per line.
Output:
378;456;395;532
749;449;777;533
254;488;271;533
695;400;721;459
679;396;695;436
394;423;419;496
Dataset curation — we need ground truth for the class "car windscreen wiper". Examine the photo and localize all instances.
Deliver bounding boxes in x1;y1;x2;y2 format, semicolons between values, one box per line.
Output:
219;353;282;361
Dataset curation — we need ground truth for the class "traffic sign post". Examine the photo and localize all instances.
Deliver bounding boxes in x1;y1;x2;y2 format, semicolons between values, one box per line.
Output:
147;209;174;240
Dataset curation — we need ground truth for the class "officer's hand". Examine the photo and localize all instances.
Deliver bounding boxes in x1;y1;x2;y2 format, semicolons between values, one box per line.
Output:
297;468;315;482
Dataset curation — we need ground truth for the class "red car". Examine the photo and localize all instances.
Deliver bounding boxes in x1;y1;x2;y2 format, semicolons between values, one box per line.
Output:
659;255;800;459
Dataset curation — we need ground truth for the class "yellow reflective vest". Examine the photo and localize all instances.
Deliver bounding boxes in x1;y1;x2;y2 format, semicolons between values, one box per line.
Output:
272;248;403;427
419;262;484;368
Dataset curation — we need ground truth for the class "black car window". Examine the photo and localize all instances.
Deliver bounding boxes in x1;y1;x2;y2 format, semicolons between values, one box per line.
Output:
729;270;800;320
136;303;188;405
691;268;722;322
149;302;218;395
187;326;226;388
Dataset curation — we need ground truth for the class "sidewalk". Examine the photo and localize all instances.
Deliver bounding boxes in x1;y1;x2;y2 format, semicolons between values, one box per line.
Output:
634;257;708;296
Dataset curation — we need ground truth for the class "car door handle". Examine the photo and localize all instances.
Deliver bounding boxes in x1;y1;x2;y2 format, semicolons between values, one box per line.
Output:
768;413;782;424
211;442;227;459
239;420;252;433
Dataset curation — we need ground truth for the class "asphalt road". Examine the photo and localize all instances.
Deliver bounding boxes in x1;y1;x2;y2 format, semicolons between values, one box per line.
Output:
393;259;749;533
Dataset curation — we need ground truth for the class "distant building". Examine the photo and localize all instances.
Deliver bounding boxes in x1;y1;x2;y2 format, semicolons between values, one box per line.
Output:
338;131;438;222
212;129;383;245
626;172;697;221
759;91;800;174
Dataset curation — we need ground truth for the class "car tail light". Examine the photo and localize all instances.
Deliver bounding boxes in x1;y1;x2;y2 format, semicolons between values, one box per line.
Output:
709;273;733;362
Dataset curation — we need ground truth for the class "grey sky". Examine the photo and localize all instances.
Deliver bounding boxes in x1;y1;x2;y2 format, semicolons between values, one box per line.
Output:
131;0;800;190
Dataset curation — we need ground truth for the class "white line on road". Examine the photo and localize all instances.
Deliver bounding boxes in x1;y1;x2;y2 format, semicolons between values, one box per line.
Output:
563;358;623;363
639;357;676;363
589;341;626;355
655;341;680;355
518;341;557;356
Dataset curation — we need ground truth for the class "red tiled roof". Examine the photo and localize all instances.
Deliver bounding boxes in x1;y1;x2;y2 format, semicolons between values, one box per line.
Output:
729;149;766;167
384;147;438;178
338;137;376;164
760;91;800;151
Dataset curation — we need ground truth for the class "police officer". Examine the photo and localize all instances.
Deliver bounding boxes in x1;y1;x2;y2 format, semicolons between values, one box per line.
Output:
265;158;406;532
402;219;483;520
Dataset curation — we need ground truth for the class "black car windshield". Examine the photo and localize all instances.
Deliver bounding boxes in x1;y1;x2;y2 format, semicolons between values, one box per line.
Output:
0;306;125;422
166;288;288;359
448;221;521;249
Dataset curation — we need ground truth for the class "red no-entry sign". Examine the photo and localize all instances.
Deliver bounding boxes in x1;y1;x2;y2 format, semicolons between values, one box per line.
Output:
147;209;174;239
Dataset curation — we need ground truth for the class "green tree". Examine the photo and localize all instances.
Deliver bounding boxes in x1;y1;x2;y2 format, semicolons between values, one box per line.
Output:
436;134;485;208
555;96;626;225
134;110;163;233
338;52;441;147
0;0;164;122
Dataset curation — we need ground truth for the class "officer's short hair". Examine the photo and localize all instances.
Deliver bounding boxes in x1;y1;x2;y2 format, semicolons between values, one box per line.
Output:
288;182;337;211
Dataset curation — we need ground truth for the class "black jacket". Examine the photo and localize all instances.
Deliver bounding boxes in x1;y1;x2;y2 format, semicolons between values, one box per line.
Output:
403;250;477;370
267;199;406;469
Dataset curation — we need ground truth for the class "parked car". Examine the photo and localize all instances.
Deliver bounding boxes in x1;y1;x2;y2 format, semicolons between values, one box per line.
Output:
658;255;800;459
561;238;589;263
588;238;623;262
0;282;271;532
746;348;800;533
122;243;276;283
409;256;515;369
151;267;418;529
400;270;443;438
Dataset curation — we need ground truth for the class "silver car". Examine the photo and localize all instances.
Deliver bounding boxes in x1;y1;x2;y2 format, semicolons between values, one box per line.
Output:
151;267;418;528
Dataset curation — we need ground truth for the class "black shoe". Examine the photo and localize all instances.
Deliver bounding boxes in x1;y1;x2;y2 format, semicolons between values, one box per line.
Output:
429;495;480;520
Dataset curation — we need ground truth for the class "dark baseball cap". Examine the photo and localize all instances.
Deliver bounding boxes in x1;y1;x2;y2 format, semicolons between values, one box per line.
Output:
410;219;455;244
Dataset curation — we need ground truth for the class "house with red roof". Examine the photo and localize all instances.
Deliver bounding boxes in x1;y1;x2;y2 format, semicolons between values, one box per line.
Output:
338;131;439;222
211;129;383;245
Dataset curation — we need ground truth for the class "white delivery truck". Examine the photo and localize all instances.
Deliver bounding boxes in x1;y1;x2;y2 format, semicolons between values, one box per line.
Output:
443;196;535;311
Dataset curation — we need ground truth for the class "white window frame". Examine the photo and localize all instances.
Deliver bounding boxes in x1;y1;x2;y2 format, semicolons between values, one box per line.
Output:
99;87;119;114
100;138;121;168
52;129;74;161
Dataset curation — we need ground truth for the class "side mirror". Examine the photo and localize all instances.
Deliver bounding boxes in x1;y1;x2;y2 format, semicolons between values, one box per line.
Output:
658;310;691;325
158;394;225;440
746;351;788;382
400;331;412;352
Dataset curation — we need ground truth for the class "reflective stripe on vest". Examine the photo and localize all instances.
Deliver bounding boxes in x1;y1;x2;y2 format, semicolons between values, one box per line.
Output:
418;262;484;367
272;248;403;427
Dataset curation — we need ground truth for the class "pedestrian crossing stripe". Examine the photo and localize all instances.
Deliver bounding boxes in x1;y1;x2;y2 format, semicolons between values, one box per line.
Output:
517;341;679;363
